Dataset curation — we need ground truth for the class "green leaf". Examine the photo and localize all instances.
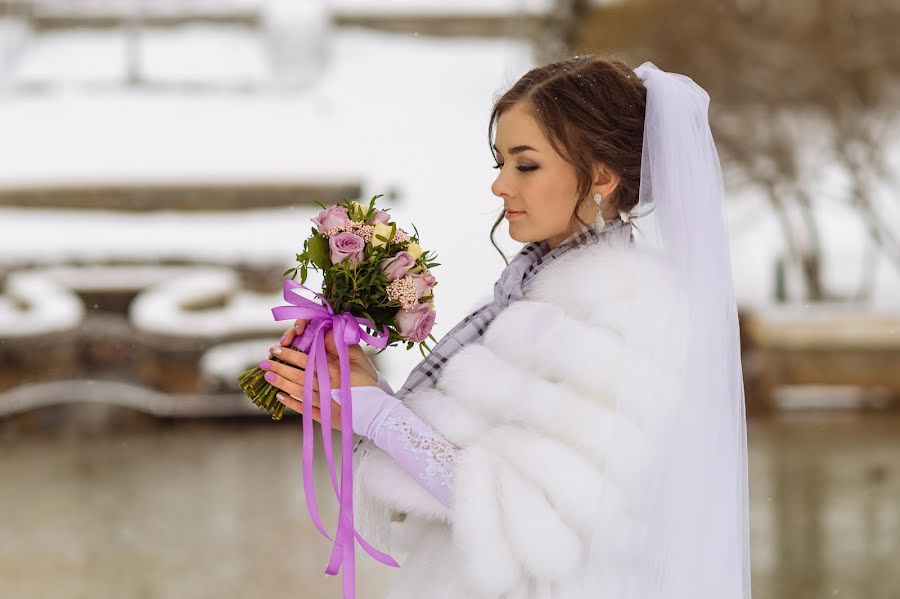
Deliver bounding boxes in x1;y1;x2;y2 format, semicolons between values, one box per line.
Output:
367;194;381;214
307;234;332;270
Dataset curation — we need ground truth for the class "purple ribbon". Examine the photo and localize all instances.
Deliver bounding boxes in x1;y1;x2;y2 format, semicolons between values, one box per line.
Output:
271;278;399;598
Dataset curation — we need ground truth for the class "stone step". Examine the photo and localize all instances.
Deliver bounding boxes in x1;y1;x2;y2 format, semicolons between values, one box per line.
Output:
0;180;360;211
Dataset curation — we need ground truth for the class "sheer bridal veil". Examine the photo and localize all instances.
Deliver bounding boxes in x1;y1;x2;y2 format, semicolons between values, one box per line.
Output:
586;62;752;598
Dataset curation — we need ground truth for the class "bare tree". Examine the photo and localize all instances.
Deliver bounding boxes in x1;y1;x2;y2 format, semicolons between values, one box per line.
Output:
573;0;900;301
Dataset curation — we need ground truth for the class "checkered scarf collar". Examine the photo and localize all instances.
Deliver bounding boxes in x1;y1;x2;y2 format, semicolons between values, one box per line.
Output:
394;217;633;400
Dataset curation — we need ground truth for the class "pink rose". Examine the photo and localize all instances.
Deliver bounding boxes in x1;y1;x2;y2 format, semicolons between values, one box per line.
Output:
379;251;416;281
329;232;365;265
368;210;391;225
312;205;350;232
407;272;436;299
396;303;436;342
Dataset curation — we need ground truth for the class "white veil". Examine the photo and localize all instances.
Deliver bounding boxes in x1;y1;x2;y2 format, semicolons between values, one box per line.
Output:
587;62;752;597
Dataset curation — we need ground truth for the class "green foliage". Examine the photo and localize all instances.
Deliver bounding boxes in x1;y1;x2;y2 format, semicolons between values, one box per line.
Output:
306;233;332;270
285;193;439;351
245;194;442;419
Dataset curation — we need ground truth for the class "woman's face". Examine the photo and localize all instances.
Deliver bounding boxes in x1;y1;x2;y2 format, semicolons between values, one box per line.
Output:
490;102;617;249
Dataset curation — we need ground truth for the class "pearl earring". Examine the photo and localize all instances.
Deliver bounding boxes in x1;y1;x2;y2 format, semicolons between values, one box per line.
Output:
593;192;606;231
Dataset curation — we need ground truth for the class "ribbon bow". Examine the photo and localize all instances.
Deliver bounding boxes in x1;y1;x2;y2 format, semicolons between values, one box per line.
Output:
271;278;399;599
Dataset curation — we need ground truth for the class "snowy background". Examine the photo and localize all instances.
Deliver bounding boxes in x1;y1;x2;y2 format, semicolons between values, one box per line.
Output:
2;4;899;599
1;0;899;389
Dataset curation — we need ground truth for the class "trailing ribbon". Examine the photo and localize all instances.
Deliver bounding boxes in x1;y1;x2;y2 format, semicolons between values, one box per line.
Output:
271;278;399;599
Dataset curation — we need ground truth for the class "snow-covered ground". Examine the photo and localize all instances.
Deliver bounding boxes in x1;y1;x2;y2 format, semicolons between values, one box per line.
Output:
326;0;554;17
1;24;898;387
0;26;535;386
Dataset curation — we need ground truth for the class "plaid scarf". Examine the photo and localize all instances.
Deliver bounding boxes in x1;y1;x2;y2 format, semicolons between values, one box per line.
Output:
394;217;634;401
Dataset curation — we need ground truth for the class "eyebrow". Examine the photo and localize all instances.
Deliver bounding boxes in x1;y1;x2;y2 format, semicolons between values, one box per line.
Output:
492;144;538;155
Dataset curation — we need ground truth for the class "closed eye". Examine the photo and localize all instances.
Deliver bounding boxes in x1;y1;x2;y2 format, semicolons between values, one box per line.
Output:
493;163;538;172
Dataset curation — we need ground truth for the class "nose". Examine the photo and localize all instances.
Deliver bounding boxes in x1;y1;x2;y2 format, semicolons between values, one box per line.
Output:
490;167;511;200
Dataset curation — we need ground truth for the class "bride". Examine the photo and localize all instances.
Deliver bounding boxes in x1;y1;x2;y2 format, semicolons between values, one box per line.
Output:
262;55;752;598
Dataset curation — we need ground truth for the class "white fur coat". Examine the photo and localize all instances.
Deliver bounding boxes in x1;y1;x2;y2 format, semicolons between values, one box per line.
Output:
353;242;690;599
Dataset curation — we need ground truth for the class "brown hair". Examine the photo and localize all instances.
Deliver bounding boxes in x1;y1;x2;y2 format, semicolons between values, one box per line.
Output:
488;55;647;264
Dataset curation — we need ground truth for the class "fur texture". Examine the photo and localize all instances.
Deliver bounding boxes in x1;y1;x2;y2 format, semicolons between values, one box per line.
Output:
354;243;690;597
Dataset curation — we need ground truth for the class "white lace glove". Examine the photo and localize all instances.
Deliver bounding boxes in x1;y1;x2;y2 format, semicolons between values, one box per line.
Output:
331;371;458;508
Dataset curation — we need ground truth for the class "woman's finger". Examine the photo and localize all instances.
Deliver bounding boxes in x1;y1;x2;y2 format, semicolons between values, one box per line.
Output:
262;358;321;395
276;393;342;431
321;329;364;364
268;344;348;389
269;344;308;370
261;367;321;407
323;329;338;355
280;319;308;347
282;324;363;375
278;394;323;420
276;391;307;414
280;325;294;347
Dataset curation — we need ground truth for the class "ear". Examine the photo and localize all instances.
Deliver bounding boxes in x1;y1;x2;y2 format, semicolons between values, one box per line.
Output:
592;163;620;198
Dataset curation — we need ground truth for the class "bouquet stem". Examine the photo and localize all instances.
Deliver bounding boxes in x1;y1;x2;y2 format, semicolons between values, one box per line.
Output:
237;328;318;421
237;360;288;420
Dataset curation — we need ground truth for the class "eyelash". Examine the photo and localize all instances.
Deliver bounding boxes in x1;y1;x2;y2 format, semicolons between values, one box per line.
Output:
492;163;538;172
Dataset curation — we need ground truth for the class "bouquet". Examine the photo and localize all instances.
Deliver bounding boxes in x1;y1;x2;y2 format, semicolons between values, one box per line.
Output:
237;194;439;420
236;194;440;598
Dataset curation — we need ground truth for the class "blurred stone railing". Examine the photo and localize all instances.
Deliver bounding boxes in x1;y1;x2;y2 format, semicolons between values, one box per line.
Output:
741;305;900;412
0;262;368;418
330;12;545;38
0;180;360;211
7;0;261;30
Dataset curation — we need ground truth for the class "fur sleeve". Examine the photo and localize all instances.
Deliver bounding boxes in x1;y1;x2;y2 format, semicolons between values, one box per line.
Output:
356;247;689;595
351;381;494;539
442;249;690;594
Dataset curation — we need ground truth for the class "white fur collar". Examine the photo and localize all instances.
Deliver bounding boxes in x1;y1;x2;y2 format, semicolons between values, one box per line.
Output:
355;242;690;597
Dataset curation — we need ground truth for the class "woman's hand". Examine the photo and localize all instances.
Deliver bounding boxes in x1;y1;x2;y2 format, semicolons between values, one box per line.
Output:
263;319;379;428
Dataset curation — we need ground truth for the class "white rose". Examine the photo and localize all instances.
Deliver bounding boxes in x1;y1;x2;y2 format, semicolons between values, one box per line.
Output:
370;222;394;248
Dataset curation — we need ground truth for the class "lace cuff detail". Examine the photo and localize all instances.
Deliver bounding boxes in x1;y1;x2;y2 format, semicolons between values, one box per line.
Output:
373;403;459;508
330;384;458;507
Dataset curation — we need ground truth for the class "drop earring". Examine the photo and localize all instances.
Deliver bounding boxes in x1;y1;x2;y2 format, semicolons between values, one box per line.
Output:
593;192;606;231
